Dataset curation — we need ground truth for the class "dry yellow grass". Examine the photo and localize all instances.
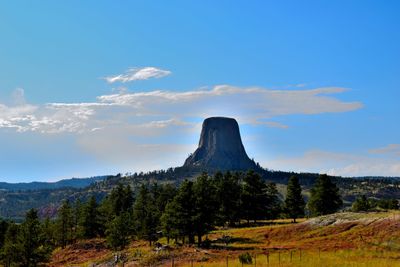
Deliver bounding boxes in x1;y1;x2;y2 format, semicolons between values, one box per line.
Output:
49;211;400;266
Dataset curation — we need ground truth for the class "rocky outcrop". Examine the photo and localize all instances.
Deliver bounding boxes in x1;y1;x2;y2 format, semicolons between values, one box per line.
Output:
183;117;257;171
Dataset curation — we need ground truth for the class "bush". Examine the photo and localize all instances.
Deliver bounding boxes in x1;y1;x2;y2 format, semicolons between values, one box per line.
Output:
238;252;253;264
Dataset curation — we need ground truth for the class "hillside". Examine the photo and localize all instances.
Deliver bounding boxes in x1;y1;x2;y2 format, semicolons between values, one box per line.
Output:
49;211;400;266
0;176;107;191
1;168;400;220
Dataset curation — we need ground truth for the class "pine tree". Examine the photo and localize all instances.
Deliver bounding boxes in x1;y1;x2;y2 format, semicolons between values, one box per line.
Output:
106;212;131;251
352;195;370;212
193;173;218;246
0;219;9;250
284;176;305;222
42;217;56;250
56;200;74;247
79;196;100;239
265;182;282;220
241;171;268;223
1;223;21;267
132;185;159;245
308;174;342;216
18;209;49;266
161;180;196;244
161;200;180;244
73;199;83;241
109;184;134;216
152;183;177;215
214;172;242;226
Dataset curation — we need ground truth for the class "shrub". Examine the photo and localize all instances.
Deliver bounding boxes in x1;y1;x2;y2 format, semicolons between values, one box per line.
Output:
238;252;253;264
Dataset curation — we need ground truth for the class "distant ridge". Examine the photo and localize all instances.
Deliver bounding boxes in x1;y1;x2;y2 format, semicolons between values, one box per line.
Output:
0;176;107;191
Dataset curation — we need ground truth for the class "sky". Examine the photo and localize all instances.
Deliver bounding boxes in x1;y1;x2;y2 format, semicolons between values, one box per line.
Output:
0;1;399;182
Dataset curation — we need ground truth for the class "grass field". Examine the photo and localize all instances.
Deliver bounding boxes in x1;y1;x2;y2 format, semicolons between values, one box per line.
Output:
49;211;400;266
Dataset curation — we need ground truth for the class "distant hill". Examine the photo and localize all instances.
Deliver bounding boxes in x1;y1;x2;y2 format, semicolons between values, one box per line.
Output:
0;176;107;191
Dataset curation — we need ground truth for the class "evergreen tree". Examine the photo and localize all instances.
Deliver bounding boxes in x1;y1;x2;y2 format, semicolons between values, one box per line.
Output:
214;172;242;226
376;198;399;210
161;180;196;244
265;182;282;220
18;209;49;266
56;200;74;247
106;212;131;251
352;195;370;212
79;196;101;239
42;217;56;250
132;185;159;245
284;176;305;222
152;183;177;215
193;173;218;246
1;223;21;267
241;171;268;223
161;200;180;244
0;219;9;250
98;184;134;233
109;184;134;216
73;199;83;241
308;174;342;216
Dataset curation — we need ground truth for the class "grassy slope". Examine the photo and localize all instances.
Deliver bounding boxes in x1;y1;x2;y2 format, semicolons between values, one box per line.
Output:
49;211;400;266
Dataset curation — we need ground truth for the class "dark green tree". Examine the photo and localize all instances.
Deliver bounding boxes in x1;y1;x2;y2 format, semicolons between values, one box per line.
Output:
98;184;134;234
73;199;83;241
214;172;242;226
161;200;181;244
109;184;134;216
378;198;399;210
352;195;370;212
193;173;218;246
265;182;282;220
41;217;56;250
79;196;101;239
1;223;21;267
56;200;74;247
308;174;342;216
106;212;131;251
241;171;268;223
0;219;9;250
151;183;177;215
18;209;49;266
284;176;305;222
132;185;159;245
161;180;196;244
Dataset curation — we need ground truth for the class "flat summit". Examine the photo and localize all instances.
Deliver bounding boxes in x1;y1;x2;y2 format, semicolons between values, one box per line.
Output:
184;117;257;171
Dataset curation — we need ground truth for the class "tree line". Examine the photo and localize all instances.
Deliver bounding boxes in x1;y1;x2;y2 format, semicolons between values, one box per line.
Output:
352;195;399;212
0;171;343;266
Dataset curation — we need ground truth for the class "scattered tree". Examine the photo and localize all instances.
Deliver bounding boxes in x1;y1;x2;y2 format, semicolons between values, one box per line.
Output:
79;196;100;239
352;195;370;212
308;174;342;216
284;176;305;222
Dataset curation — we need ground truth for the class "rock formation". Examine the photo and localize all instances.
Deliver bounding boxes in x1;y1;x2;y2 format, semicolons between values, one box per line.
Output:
183;117;257;171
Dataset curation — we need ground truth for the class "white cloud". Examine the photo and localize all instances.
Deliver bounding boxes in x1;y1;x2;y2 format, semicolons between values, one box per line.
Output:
264;149;400;177
0;85;362;134
103;67;171;83
96;85;362;119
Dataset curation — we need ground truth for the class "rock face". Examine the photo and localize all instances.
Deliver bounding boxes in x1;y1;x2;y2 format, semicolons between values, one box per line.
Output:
184;117;257;171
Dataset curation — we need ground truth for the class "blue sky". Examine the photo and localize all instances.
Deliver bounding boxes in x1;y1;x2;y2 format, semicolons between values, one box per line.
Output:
0;1;399;182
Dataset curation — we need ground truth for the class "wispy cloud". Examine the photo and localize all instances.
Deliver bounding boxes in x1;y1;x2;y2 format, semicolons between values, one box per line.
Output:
369;144;400;157
103;67;171;83
265;149;400;177
0;85;362;134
